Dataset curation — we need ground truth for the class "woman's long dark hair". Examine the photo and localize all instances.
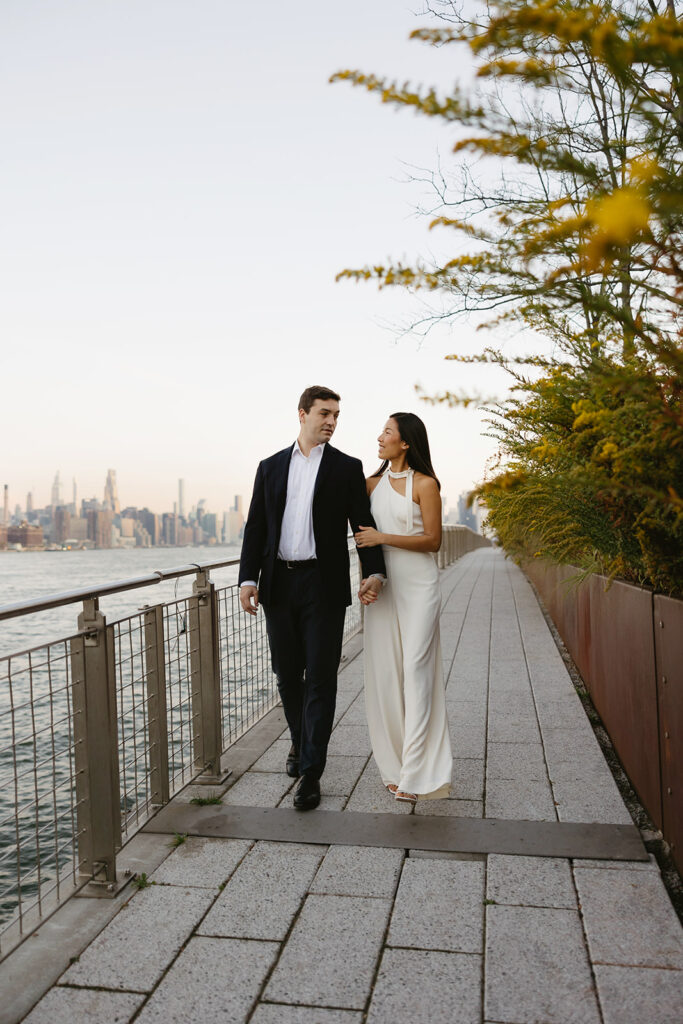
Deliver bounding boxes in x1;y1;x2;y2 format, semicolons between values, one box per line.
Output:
372;412;441;490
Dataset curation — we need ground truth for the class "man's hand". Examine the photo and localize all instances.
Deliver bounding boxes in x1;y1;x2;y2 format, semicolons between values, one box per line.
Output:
240;585;259;616
358;577;382;605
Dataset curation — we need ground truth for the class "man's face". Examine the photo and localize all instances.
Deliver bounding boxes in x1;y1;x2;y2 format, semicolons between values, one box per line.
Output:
299;398;340;446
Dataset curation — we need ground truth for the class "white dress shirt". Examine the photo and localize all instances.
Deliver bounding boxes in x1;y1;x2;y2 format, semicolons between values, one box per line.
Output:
241;439;384;587
277;440;324;561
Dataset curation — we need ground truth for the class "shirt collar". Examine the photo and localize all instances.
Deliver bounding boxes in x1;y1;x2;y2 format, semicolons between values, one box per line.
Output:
292;440;325;461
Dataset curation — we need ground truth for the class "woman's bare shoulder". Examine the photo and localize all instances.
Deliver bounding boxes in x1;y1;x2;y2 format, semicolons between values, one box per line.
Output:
413;472;439;495
366;476;382;495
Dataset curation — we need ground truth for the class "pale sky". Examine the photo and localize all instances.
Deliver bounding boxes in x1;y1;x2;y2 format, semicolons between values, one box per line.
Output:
1;0;515;517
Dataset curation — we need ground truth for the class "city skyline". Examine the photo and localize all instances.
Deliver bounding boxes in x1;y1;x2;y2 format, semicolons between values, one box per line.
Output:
1;462;480;551
1;470;245;524
1;467;247;550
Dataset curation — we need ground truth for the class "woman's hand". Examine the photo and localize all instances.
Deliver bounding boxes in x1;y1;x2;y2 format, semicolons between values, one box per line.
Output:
354;525;383;548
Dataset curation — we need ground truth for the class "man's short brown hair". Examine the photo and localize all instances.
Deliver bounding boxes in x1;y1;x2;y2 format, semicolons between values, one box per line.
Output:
298;385;341;413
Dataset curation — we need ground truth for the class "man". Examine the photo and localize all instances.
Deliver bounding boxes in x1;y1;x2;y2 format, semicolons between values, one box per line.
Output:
239;385;386;810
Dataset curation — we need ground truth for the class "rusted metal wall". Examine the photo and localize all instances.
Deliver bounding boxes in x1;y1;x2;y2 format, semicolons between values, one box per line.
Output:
654;595;683;866
524;559;682;869
586;576;661;829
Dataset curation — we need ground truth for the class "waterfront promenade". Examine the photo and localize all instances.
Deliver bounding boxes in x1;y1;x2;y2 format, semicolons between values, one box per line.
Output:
3;548;682;1023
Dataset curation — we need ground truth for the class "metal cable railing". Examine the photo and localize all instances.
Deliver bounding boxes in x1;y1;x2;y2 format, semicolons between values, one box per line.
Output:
0;527;488;957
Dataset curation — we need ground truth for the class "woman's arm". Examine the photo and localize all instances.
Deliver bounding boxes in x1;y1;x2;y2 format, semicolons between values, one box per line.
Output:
355;476;442;553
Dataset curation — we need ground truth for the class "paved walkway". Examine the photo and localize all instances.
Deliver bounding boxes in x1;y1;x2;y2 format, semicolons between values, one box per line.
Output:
7;549;683;1023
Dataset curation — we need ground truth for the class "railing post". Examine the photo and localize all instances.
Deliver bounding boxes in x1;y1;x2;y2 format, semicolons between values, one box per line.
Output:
70;598;122;891
189;569;229;784
144;604;170;806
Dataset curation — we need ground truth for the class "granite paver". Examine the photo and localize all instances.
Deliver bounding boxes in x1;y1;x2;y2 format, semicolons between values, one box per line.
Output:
487;854;576;909
326;725;372;756
252;1008;363;1024
485;777;557;821
310;845;404;898
135;936;278;1024
451;758;485;800
223;771;294;807
367;949;482;1024
486;741;548;782
61;885;215;992
150;837;252;888
485;905;601;1023
344;761;413;814
388;858;485;953
199;841;324;941
574;865;683;968
593;964;683;1024
264;894;392;1009
23;988;144;1024
414;797;483;817
250;738;292;772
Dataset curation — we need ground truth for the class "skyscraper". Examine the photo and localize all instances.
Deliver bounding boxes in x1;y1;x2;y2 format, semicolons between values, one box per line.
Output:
103;469;120;513
178;479;185;519
51;471;61;509
26;491;33;517
2;485;8;526
72;477;78;515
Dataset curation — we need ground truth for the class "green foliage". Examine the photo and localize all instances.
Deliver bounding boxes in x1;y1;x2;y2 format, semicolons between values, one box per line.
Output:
332;0;683;593
473;355;683;593
133;872;155;890
333;1;683;356
189;792;223;806
170;832;188;848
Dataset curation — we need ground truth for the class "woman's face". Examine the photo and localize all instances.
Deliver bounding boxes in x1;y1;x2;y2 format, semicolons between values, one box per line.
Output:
377;418;406;461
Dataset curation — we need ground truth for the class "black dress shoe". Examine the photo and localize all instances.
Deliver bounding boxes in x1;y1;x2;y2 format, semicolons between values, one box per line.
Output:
286;745;299;778
293;774;320;811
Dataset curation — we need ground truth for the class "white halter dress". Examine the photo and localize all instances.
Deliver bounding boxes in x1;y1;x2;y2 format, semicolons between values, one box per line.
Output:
363;470;452;798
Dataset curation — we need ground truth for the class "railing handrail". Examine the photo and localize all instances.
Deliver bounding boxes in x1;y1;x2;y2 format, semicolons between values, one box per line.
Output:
0;524;486;622
0;557;242;622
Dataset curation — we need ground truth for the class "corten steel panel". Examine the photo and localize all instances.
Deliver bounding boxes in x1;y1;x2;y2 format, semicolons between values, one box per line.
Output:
588;575;662;830
654;594;683;872
523;560;592;682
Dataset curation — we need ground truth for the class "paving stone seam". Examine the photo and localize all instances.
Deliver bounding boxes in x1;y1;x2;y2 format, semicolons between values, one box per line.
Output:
342;751;395;815
358;845;408;1021
241;869;329;1022
482;852;491;1024
256;998;367;1012
590;960;683;970
506;560;560;824
568;861;607;1023
385;942;485;956
120;851;286;1023
441;557;484;687
55;981;149;995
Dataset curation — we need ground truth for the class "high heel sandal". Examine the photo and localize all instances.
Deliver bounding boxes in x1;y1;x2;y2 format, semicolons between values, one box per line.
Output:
386;784;398;794
394;790;417;803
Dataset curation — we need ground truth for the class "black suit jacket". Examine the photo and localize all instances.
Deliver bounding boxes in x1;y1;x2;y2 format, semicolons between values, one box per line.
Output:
238;443;386;607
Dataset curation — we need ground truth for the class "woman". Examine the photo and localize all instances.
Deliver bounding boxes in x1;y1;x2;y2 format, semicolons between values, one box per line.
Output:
355;412;452;803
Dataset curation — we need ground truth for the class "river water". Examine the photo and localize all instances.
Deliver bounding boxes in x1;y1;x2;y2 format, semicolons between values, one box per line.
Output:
0;545;246;932
0;545;242;659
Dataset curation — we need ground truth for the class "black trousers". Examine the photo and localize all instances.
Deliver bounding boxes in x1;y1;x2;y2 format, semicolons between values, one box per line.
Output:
263;561;346;780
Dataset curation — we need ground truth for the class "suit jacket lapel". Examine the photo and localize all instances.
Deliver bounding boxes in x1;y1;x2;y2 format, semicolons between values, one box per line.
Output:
274;445;294;544
313;443;334;504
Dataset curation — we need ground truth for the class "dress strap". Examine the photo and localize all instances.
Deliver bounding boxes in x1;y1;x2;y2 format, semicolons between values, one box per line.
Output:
387;467;414;531
405;471;414;531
